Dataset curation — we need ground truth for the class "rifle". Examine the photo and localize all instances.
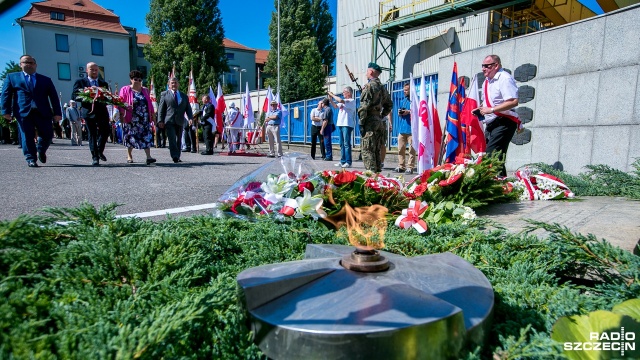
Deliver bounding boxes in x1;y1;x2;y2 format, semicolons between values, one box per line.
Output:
345;64;362;92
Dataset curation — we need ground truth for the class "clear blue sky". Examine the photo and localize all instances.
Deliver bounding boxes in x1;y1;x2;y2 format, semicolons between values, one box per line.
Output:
0;0;338;70
0;0;603;73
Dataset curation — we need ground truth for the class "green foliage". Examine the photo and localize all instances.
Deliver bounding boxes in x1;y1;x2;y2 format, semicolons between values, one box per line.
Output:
146;0;227;96
1;204;638;359
264;0;335;102
0;60;20;82
528;159;640;199
551;299;640;359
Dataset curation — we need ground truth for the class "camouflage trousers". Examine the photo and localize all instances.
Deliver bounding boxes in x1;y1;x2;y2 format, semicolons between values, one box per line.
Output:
361;118;385;172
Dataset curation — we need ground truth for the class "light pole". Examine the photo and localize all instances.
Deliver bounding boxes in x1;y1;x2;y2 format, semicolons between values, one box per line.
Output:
239;69;246;93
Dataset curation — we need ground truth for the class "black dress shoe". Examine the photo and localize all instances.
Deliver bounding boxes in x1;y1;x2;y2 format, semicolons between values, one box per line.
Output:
190;150;197;153
27;161;38;167
182;149;191;152
99;154;107;161
146;158;157;165
92;159;100;166
38;152;47;164
200;151;213;155
172;158;182;163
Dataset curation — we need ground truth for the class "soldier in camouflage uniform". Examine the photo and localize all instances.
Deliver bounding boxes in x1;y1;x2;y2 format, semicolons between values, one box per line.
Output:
357;62;393;172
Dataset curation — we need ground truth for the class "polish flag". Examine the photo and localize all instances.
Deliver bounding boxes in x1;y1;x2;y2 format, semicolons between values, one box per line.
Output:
262;85;273;113
149;77;157;113
460;75;486;156
215;82;226;135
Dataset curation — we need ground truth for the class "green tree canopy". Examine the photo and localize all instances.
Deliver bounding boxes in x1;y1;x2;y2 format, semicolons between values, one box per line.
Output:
146;0;227;97
0;61;20;83
264;0;335;103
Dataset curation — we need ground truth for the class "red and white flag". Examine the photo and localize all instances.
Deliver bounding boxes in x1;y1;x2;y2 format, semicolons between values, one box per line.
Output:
428;76;442;166
149;77;157;113
460;74;486;156
243;82;254;128
188;69;199;114
262;85;273;113
417;73;434;173
215;82;226;135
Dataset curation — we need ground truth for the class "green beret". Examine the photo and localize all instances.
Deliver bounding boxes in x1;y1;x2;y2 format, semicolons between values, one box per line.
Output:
368;62;382;72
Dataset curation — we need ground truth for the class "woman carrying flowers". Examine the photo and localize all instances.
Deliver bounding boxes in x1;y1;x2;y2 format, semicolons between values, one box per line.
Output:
118;70;156;165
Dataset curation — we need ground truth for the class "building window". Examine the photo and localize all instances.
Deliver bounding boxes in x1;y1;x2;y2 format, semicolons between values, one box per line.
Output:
137;47;144;58
57;63;71;80
55;34;69;52
91;38;104;56
226;53;235;60
50;11;65;21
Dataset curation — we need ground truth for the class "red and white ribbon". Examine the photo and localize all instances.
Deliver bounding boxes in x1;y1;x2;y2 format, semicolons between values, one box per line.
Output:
395;200;429;233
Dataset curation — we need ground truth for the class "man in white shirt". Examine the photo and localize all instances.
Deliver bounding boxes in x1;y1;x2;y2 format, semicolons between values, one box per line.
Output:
476;54;521;177
328;86;356;168
226;102;242;153
309;101;326;160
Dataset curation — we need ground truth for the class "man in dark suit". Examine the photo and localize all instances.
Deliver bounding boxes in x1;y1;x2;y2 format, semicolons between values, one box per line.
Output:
1;55;62;167
157;77;193;163
72;62;110;166
198;95;215;155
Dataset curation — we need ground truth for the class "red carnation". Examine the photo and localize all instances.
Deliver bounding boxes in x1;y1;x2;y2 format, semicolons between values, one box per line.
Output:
333;171;357;186
414;182;429;197
297;181;314;193
439;173;462;187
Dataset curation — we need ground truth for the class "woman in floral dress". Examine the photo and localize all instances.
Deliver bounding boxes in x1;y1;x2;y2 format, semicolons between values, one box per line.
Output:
118;70;156;164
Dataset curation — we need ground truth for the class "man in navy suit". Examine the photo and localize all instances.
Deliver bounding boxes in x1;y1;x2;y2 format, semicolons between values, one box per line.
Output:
72;62;110;166
1;55;62;167
157;77;193;163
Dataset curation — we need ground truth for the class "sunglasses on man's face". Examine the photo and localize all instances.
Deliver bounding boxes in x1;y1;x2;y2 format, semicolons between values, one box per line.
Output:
481;63;496;69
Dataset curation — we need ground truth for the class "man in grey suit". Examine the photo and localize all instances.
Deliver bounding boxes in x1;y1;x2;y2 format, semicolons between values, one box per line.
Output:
157;77;193;163
1;55;62;167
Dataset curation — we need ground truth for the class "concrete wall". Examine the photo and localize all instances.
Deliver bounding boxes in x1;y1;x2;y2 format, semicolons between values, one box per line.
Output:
439;4;640;174
22;22;131;104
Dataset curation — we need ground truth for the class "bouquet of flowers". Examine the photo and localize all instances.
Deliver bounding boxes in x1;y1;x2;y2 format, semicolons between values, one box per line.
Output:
318;169;410;216
509;166;575;201
404;154;519;208
76;86;128;109
215;153;327;220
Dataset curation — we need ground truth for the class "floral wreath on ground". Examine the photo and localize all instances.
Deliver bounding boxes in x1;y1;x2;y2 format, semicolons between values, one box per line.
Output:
214;154;575;233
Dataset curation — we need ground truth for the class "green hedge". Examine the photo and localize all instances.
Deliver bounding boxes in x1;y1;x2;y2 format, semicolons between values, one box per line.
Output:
1;204;638;359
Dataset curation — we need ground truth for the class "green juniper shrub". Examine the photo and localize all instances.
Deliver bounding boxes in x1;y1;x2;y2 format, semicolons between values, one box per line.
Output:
1;204;638;359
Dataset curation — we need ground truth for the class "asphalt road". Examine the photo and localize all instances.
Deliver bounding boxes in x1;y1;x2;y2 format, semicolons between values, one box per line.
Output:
0;138;367;221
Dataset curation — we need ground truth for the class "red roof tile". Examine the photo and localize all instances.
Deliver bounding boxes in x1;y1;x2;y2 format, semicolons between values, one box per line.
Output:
19;0;128;35
223;38;255;52
255;49;269;64
137;33;151;45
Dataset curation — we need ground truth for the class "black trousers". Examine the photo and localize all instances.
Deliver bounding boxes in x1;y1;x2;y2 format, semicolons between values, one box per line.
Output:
201;122;214;153
86;117;110;159
156;125;166;147
183;125;196;151
310;125;325;160
485;117;518;177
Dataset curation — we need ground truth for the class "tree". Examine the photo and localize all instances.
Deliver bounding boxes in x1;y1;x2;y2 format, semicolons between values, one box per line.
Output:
0;61;20;82
145;0;227;96
311;0;335;75
264;0;335;103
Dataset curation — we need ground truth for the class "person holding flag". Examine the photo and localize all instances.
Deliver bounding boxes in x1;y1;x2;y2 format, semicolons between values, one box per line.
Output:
475;54;520;177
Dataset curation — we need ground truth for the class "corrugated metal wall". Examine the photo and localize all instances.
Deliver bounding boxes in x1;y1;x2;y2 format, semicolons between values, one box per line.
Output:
337;0;490;90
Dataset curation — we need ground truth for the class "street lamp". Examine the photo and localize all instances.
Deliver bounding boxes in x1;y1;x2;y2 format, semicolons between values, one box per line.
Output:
238;68;246;93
